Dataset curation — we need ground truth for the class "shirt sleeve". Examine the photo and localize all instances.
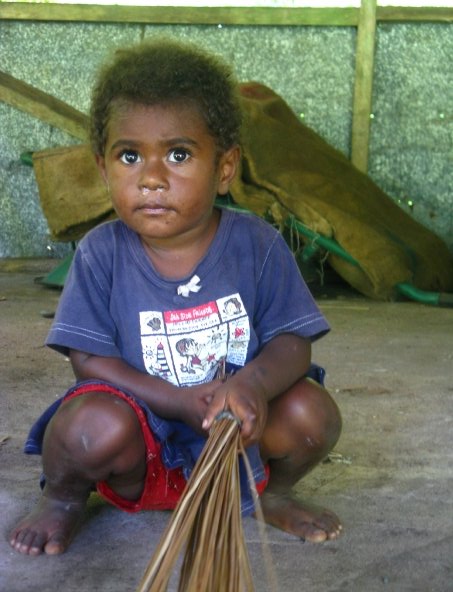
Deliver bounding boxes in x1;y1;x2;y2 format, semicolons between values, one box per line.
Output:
46;231;121;358
253;230;330;345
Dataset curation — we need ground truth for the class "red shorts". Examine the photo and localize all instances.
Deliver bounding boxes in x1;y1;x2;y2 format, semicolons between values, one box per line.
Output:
64;383;268;513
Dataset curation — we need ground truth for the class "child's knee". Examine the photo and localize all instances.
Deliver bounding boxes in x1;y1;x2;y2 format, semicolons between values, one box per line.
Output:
279;380;342;452
43;392;142;468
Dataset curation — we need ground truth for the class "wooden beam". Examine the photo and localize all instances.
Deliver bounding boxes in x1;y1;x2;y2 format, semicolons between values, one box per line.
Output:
377;6;453;23
0;3;358;26
351;0;377;173
1;3;452;25
0;70;88;139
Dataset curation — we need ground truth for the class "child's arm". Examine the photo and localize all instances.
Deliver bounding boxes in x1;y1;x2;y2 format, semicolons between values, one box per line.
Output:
202;333;312;446
71;332;311;443
70;350;219;433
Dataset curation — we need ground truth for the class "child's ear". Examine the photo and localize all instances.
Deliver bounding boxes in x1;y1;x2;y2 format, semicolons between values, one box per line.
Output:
217;145;241;195
95;154;108;185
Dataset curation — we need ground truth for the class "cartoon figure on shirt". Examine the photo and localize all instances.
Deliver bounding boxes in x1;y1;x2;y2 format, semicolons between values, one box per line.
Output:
175;338;203;374
223;297;242;316
175;337;216;375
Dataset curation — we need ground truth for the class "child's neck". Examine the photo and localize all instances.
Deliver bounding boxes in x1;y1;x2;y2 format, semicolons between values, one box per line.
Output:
141;209;220;280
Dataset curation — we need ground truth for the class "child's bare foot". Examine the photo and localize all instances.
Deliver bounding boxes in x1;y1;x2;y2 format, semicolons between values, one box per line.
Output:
9;494;85;556
259;491;342;542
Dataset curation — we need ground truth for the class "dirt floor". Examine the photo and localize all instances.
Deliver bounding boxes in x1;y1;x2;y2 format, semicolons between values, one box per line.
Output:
0;259;452;592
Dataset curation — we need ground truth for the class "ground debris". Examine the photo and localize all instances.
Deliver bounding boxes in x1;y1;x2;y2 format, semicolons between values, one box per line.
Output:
324;451;352;465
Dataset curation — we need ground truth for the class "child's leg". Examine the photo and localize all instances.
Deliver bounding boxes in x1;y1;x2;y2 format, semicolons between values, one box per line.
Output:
259;378;342;542
10;392;147;556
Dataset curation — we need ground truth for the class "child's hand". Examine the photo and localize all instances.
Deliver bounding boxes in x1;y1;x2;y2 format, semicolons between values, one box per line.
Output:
201;375;268;447
199;335;312;446
174;383;219;435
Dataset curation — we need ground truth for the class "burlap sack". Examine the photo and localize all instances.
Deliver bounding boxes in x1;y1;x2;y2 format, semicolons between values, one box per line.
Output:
32;144;114;242
231;82;453;300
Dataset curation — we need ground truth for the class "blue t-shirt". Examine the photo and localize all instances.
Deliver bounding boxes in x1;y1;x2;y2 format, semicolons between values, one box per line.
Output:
46;207;330;513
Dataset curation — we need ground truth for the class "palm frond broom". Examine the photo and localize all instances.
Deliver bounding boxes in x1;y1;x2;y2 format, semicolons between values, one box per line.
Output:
135;412;278;592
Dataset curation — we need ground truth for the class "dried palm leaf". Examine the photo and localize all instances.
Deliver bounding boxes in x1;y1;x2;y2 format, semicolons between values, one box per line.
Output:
135;412;275;592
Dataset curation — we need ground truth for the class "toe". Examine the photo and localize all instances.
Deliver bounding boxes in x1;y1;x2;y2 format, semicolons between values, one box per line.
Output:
44;533;68;555
313;510;342;539
300;524;328;543
12;529;45;555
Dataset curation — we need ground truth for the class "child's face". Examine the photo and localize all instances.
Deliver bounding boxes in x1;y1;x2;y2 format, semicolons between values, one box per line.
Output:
96;101;239;249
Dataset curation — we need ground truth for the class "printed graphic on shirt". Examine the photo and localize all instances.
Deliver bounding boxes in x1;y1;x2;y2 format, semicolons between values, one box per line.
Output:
139;293;250;386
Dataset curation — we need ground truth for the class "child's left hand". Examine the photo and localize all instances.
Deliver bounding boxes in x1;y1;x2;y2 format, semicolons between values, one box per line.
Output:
202;334;312;447
202;374;268;447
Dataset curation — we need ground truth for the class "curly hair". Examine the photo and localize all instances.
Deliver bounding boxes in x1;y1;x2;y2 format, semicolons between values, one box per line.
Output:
89;38;242;156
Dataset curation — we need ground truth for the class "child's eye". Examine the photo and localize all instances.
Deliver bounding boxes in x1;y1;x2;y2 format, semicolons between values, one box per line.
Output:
168;148;190;163
119;150;141;165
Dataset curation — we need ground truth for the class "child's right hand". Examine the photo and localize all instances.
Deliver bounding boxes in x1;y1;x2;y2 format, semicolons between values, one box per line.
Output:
174;378;267;445
188;334;313;445
200;374;268;447
174;382;218;435
174;379;267;447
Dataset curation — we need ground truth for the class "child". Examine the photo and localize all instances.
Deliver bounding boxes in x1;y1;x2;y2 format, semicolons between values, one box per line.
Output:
10;39;342;556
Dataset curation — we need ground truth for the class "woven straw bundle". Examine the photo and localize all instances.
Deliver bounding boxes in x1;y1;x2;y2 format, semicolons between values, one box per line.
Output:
135;413;272;592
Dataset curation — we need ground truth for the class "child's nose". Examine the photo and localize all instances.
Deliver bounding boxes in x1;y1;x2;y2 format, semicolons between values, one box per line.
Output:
139;157;168;192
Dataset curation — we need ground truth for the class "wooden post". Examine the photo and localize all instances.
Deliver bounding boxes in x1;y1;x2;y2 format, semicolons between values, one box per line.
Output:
351;0;377;173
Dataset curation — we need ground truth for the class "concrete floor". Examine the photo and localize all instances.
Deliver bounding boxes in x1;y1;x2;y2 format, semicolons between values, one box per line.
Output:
1;259;452;592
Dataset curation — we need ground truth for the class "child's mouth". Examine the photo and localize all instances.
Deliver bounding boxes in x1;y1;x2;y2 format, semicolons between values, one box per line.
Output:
139;203;171;216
